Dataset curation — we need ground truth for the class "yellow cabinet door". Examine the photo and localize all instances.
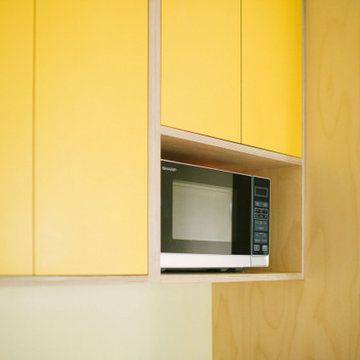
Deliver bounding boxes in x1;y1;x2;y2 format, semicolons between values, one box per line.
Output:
0;0;33;275
161;0;241;143
35;0;148;275
242;0;302;157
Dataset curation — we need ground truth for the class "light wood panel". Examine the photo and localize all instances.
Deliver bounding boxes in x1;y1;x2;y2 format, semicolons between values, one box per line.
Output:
0;0;33;275
148;0;161;282
161;126;302;171
161;0;241;142
161;273;302;283
35;0;148;275
213;0;360;358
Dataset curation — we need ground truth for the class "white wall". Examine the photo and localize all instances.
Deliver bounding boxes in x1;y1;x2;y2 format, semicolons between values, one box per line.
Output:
0;282;212;360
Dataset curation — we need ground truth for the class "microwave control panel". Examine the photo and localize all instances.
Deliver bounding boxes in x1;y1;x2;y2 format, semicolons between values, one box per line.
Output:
252;178;270;255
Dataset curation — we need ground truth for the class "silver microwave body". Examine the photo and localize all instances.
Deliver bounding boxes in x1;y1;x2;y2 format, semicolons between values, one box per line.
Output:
161;160;270;271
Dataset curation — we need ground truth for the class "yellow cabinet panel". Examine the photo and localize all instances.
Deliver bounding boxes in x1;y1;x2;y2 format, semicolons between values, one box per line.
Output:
161;0;241;143
242;0;302;157
35;0;148;275
0;0;33;275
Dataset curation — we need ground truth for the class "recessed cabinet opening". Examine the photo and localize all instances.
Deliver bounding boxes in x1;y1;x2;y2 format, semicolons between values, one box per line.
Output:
157;126;304;282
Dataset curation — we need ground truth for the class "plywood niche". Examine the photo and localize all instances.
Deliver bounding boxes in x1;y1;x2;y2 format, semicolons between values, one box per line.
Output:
158;126;304;283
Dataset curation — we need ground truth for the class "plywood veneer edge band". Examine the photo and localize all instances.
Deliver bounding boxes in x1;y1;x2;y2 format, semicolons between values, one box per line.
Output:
161;125;303;167
162;272;304;283
302;0;306;277
148;0;161;282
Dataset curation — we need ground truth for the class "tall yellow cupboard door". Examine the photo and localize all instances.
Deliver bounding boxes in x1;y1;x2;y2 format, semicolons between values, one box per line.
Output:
161;0;241;143
0;0;33;275
35;0;148;275
242;0;302;157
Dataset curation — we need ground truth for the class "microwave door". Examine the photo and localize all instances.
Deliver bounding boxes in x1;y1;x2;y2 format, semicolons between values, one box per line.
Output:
162;161;233;254
161;161;253;269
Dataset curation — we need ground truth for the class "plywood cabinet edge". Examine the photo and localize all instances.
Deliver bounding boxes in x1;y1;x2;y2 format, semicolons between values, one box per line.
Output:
161;125;303;169
301;0;306;276
148;0;161;282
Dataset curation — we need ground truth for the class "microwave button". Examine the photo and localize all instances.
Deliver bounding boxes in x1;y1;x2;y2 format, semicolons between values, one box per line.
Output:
255;224;267;231
254;232;262;239
255;220;268;231
255;220;268;226
254;201;269;208
262;245;268;252
255;231;266;240
254;232;268;242
254;244;260;251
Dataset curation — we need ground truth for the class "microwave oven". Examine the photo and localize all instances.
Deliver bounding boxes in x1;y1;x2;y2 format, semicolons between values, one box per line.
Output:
161;160;270;271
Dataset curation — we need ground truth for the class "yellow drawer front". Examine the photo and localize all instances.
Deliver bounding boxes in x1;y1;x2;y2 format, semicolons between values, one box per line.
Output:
162;0;241;143
35;0;148;275
242;0;302;157
0;0;33;275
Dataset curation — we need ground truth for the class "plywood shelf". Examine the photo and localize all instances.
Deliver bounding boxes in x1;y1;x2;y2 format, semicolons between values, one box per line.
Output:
161;125;302;172
0;273;303;284
160;272;304;283
0;276;149;286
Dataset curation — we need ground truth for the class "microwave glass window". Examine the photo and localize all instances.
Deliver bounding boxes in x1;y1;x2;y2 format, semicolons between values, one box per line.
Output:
172;180;232;242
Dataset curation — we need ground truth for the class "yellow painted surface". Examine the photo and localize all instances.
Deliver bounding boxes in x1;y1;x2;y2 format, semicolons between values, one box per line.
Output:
161;0;241;143
35;0;148;275
213;0;360;358
242;0;302;157
0;283;212;359
0;0;33;275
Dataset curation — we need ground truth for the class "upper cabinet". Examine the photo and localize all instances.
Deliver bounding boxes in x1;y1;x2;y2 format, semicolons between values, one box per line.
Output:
0;0;33;275
34;0;148;275
161;0;302;157
242;0;302;157
161;0;241;143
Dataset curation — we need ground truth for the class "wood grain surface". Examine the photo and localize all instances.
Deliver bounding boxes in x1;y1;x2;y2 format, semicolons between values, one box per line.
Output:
148;0;161;282
161;125;302;170
213;0;360;358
